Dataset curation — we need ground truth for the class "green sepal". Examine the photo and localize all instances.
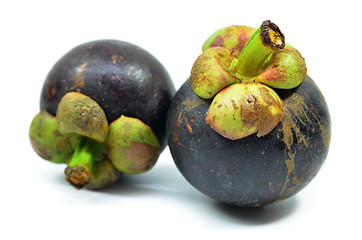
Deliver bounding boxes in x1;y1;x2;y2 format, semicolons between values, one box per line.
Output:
202;25;256;57
29;110;73;163
105;115;160;175
190;20;307;141
254;44;307;89
56;92;109;142
86;154;121;190
231;27;275;78
190;47;238;99
205;83;284;140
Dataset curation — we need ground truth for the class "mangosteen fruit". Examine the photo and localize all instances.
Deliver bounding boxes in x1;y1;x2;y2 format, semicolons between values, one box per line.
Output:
167;20;331;207
30;39;175;189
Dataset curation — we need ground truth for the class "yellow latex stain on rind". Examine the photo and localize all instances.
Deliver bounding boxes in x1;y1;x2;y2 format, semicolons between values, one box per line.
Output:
278;87;331;197
279;150;297;195
182;96;203;112
181;96;203;133
69;62;87;91
172;96;204;147
279;94;307;196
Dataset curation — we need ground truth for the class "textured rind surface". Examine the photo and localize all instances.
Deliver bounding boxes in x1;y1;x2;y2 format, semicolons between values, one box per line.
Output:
40;40;175;150
167;76;331;207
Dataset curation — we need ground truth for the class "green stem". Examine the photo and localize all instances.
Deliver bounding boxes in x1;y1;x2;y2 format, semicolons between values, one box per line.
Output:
64;137;102;189
231;20;285;79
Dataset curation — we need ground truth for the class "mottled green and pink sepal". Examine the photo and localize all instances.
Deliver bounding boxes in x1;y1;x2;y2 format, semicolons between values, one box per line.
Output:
191;25;256;99
206;83;283;140
190;22;306;141
254;44;307;89
202;25;256;57
105;115;160;175
190;47;238;99
191;25;307;100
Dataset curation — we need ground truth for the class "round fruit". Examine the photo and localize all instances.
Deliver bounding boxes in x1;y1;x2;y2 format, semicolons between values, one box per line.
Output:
40;39;175;150
167;21;331;207
167;77;331;206
30;39;175;189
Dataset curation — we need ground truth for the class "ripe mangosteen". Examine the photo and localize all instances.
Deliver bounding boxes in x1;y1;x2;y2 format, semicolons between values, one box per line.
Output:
167;20;331;207
30;40;175;189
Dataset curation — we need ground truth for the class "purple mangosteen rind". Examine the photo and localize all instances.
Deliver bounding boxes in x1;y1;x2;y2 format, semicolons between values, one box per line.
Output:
40;39;175;150
167;76;331;207
167;20;331;207
30;39;175;189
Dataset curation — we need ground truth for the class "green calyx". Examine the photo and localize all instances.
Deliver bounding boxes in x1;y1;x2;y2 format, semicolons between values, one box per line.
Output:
29;92;160;189
206;83;284;140
64;136;102;189
190;20;307;140
202;25;256;57
191;47;239;99
29;110;73;164
56;92;108;142
231;20;285;78
105;115;160;175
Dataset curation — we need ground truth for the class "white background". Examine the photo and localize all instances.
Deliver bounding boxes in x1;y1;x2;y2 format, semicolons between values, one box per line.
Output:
1;0;360;239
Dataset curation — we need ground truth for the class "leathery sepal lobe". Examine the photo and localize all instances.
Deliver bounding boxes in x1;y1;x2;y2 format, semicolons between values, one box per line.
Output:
56;92;109;143
190;47;238;99
205;83;283;140
29;110;73;164
85;153;121;190
105;115;160;175
254;44;307;89
202;25;256;57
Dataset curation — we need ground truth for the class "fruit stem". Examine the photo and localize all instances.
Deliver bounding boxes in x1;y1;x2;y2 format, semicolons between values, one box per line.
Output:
64;137;102;189
231;20;285;79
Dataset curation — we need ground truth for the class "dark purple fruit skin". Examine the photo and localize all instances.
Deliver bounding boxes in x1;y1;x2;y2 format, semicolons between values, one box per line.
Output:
167;76;331;207
40;40;175;150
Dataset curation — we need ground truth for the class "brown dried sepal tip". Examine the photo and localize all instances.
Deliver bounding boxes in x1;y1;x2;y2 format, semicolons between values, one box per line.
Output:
261;20;285;51
64;166;91;189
